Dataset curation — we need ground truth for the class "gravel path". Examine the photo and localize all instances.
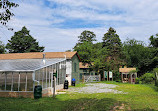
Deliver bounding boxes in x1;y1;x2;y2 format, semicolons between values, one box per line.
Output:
68;83;126;94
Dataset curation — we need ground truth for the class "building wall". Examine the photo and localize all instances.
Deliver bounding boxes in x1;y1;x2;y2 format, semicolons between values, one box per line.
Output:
71;54;80;84
66;60;72;85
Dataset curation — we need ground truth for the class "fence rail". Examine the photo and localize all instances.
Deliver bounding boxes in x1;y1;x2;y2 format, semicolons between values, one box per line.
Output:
83;75;101;83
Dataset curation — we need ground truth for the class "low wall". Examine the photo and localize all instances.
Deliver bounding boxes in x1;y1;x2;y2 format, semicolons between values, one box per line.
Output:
0;84;64;98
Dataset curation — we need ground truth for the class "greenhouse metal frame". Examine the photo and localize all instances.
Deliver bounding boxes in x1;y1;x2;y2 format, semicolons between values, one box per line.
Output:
0;58;66;97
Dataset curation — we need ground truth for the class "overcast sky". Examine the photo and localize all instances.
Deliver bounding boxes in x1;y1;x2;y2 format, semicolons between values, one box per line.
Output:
0;0;158;52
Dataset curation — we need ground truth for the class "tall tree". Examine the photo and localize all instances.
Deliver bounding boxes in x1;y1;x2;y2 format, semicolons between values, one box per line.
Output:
74;30;97;64
0;0;18;30
6;26;44;53
102;27;124;76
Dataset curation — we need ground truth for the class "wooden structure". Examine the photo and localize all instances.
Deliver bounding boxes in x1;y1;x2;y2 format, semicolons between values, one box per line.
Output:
119;67;137;84
83;75;101;83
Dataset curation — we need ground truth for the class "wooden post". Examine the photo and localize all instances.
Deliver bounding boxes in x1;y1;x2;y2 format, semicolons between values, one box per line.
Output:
126;74;127;83
131;74;132;84
107;72;108;81
112;73;113;81
121;73;123;82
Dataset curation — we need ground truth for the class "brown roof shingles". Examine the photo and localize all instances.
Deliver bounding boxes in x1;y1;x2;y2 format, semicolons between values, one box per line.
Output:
119;68;136;73
79;62;90;68
0;52;78;60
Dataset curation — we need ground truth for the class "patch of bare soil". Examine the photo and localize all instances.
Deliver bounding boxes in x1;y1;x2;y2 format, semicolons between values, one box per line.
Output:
111;103;131;111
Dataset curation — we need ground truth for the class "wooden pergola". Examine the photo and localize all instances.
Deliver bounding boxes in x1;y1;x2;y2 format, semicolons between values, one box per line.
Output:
119;67;137;84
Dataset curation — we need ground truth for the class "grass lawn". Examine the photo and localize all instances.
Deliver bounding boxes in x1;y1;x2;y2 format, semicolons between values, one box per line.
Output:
0;82;158;111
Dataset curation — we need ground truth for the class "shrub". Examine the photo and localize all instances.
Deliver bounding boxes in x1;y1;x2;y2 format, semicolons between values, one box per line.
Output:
155;80;158;87
140;73;155;84
135;78;140;84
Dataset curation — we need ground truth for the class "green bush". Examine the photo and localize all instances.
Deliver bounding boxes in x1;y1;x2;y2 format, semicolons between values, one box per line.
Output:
140;73;155;84
135;78;140;84
155;80;158;87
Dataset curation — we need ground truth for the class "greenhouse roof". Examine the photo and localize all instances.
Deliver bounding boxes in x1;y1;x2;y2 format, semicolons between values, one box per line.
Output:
0;58;65;72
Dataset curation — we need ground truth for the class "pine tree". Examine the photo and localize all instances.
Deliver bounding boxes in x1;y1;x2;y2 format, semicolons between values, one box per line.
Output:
6;26;44;53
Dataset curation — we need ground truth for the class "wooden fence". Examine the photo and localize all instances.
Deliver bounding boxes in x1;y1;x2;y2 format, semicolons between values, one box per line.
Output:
83;75;101;83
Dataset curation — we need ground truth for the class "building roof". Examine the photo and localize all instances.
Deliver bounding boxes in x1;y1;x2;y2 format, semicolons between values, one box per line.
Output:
79;62;90;68
0;52;78;60
119;68;136;73
0;58;65;72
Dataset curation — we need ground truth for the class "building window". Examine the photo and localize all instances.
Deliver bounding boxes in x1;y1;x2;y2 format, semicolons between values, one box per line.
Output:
74;63;77;72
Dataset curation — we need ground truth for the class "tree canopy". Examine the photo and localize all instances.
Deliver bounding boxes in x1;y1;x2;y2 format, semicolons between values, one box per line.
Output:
74;27;158;79
78;30;96;43
6;26;44;53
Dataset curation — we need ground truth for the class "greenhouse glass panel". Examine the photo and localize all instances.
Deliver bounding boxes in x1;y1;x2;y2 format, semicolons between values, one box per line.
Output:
20;72;26;91
13;73;19;91
27;73;33;91
6;73;12;91
0;73;5;91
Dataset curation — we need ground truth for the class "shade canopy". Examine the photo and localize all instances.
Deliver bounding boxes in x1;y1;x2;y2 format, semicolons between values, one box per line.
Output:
0;58;65;72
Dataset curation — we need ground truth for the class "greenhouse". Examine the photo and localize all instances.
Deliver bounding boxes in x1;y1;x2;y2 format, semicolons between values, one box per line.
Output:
0;58;66;98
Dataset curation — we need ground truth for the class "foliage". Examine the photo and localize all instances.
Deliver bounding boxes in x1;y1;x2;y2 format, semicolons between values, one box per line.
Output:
154;68;158;86
0;0;18;30
6;26;44;53
129;70;137;74
135;78;140;84
140;73;155;84
78;30;96;44
149;34;158;47
0;40;5;53
74;41;93;64
102;27;124;77
102;27;122;55
123;39;157;75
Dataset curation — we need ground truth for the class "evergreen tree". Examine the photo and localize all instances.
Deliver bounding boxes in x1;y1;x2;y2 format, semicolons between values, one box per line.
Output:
102;27;124;79
102;27;122;54
6;26;44;53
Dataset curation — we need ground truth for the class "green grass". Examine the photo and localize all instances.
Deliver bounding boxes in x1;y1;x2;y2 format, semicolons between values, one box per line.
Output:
0;82;158;111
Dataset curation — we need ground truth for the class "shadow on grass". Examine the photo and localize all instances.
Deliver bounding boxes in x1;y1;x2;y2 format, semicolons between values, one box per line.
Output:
133;108;156;111
0;97;122;111
147;84;158;92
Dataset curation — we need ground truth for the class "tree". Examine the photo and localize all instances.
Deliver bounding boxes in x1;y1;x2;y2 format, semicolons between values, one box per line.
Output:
0;40;6;53
102;27;124;78
123;39;157;75
102;27;122;54
149;34;158;48
78;30;96;43
74;41;93;64
74;30;97;64
6;26;44;53
0;0;18;30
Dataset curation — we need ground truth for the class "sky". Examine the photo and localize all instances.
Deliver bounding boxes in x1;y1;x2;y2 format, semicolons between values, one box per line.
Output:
0;0;158;52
